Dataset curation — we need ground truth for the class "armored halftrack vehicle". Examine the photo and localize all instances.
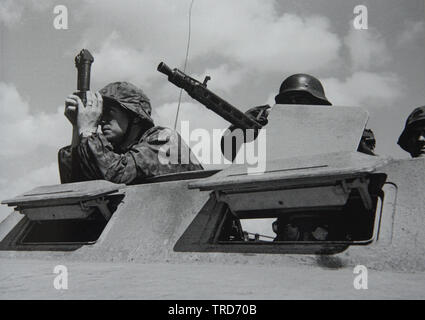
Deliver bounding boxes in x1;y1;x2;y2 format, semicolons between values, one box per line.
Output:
1;55;424;298
1;102;424;299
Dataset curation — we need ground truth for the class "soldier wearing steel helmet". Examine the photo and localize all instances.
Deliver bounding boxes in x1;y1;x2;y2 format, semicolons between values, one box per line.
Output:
274;73;332;105
357;128;376;155
58;81;202;184
397;106;425;158
222;73;376;241
249;73;333;122
257;74;376;154
221;74;332;160
222;73;375;158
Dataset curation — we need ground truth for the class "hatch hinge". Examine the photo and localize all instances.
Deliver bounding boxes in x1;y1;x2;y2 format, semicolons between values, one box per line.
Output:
341;177;372;210
80;197;112;220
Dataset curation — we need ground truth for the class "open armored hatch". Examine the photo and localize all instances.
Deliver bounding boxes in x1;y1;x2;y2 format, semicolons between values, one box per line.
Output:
0;105;393;255
178;151;388;254
175;105;391;254
1;180;125;250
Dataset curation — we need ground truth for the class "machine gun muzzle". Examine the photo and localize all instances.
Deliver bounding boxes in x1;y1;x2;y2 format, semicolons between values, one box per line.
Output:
157;62;173;77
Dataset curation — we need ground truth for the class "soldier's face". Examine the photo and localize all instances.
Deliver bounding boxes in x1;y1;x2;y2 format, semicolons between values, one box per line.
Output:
100;104;130;145
407;125;425;158
285;92;318;105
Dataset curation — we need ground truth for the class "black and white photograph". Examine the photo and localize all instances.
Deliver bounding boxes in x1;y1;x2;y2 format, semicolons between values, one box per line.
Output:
0;0;424;302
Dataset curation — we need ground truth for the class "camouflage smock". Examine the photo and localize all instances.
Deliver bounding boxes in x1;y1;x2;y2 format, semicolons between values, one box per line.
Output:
58;126;203;184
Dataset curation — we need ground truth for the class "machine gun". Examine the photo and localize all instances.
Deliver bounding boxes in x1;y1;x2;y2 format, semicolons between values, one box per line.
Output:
75;49;94;107
157;62;263;130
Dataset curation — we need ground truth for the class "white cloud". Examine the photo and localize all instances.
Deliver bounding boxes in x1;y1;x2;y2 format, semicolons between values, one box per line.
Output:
0;83;70;157
80;0;341;78
0;0;54;27
0;82;66;221
1;162;59;199
322;72;402;107
0;83;66;223
397;21;425;45
91;32;158;88
0;163;59;223
155;101;228;132
265;92;277;107
344;27;391;70
193;65;246;94
0;0;23;27
190;6;342;73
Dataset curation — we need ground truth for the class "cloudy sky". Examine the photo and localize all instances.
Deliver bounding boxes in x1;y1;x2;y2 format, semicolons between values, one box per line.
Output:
0;0;424;222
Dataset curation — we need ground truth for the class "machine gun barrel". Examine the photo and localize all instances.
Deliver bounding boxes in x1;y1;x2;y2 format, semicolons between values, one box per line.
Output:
157;62;263;130
75;49;94;106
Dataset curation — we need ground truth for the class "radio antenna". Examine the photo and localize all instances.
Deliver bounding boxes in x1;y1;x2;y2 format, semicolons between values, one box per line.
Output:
174;0;195;130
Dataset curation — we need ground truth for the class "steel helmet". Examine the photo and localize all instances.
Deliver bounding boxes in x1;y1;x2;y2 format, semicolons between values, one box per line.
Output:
398;106;425;152
362;128;376;146
275;74;331;106
99;81;154;126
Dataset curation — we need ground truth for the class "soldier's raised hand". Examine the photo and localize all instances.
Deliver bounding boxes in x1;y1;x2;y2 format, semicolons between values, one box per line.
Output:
77;91;103;136
64;94;80;126
245;105;271;126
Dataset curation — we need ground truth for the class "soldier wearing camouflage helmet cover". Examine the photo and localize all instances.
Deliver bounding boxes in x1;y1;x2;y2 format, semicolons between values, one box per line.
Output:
59;81;203;184
398;106;425;158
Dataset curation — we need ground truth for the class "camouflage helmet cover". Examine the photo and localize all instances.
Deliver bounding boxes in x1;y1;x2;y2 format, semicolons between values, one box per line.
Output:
397;106;425;152
275;73;332;106
99;81;154;126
